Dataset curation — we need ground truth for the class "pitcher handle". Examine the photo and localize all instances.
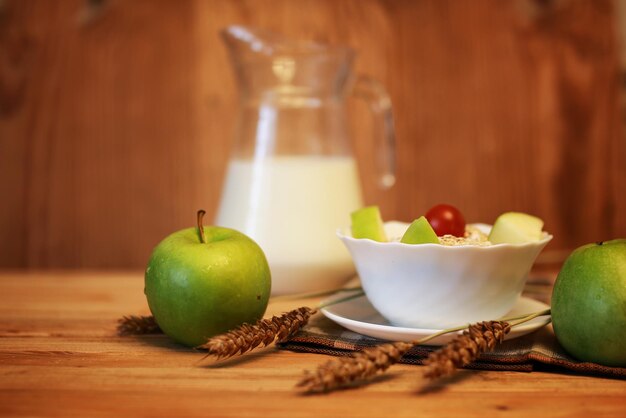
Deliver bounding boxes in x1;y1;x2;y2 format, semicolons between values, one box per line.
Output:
352;75;396;189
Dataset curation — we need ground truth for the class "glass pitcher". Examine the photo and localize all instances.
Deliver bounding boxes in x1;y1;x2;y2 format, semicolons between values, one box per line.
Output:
216;26;396;295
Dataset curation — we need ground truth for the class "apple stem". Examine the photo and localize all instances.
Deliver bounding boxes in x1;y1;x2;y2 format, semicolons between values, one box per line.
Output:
197;210;207;244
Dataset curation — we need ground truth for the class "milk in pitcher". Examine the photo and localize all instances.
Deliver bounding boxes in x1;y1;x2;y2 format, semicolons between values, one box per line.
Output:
216;156;363;295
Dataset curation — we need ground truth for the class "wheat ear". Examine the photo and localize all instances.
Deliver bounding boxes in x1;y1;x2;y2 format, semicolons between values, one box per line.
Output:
197;289;364;359
297;341;414;392
117;315;161;335
422;320;511;379
198;307;317;359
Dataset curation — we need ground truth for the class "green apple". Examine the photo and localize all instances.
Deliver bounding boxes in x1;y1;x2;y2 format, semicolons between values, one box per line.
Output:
551;239;626;366
488;212;544;244
351;206;387;242
400;216;439;244
144;211;271;347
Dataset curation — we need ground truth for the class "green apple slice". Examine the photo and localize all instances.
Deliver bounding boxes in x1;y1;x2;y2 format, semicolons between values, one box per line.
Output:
351;206;387;242
400;216;439;244
488;212;544;244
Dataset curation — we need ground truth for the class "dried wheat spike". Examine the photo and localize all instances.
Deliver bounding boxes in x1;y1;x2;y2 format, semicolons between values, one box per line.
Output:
297;341;415;392
423;320;511;379
117;315;161;335
198;307;317;359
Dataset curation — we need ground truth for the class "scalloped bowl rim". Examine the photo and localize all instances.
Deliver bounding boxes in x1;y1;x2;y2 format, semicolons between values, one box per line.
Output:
336;221;553;248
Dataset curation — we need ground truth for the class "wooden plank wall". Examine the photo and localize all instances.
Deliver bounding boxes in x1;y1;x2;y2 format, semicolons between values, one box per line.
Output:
0;0;624;269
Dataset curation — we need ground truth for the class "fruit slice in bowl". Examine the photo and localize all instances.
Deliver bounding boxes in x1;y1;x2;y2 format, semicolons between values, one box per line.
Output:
488;212;544;244
400;216;439;245
350;206;388;242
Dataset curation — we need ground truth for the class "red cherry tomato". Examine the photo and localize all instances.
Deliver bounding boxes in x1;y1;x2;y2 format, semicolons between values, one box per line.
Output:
425;204;466;237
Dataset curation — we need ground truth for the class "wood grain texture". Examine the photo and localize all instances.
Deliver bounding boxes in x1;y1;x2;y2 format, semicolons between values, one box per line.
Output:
0;0;624;268
0;271;625;418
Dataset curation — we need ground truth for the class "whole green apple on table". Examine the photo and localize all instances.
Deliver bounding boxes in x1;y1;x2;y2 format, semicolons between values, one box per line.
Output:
144;210;271;347
551;239;626;366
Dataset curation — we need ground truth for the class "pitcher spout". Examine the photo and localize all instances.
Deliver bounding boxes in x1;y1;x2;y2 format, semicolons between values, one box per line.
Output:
221;25;355;101
221;25;281;57
222;25;346;57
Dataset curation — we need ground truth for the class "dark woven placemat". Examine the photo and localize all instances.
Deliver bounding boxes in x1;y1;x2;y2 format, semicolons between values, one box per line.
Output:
278;307;626;379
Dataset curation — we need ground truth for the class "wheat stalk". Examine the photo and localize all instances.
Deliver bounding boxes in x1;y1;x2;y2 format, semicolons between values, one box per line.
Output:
198;307;318;359
297;341;414;392
117;315;161;335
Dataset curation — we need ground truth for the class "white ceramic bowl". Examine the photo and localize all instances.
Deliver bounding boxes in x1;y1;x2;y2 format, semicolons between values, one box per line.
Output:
337;221;552;329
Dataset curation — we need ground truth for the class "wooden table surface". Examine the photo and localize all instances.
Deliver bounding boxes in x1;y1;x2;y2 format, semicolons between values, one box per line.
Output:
1;271;625;418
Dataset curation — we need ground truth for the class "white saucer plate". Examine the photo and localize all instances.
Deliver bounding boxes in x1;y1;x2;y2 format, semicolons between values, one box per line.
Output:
321;293;550;345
